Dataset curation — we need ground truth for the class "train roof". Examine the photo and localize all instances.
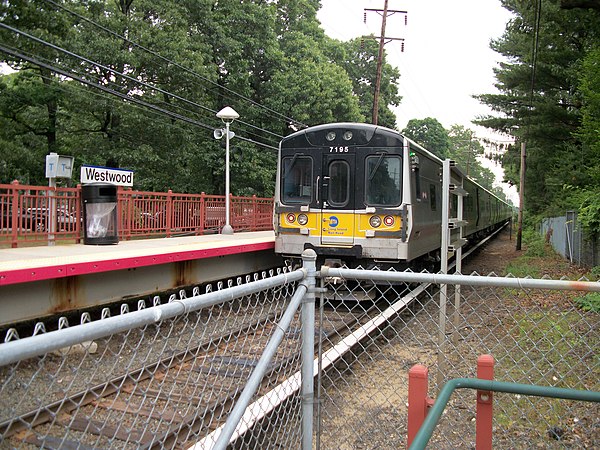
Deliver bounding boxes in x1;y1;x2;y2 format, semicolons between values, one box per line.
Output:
279;122;512;207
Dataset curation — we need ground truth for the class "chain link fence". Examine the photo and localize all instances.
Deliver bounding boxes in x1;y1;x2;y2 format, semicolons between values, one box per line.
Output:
541;211;599;267
316;268;599;449
0;266;307;449
0;259;598;449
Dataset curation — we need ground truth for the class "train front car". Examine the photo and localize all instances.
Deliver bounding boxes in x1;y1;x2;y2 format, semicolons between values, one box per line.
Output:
275;122;420;270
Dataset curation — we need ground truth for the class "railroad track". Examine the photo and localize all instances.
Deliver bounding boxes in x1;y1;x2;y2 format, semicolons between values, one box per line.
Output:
1;231;501;449
0;296;363;449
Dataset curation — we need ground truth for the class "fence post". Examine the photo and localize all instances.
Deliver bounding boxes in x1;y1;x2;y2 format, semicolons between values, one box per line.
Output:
407;364;434;448
75;184;82;243
166;189;173;238
252;195;257;231
301;248;317;450
199;192;205;235
10;180;19;248
476;354;494;450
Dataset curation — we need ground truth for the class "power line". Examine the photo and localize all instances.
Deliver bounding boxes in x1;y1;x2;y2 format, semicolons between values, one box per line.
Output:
0;44;278;150
363;1;407;125
0;24;280;148
41;0;307;130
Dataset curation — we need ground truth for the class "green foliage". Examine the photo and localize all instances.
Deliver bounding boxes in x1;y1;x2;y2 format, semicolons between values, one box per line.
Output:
402;117;451;158
0;0;401;196
505;227;556;277
573;293;600;312
474;1;600;224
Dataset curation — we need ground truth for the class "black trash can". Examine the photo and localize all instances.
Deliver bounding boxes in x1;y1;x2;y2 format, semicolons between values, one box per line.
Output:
81;183;118;245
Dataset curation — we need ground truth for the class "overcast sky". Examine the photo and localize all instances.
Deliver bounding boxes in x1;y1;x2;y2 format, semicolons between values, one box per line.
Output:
317;0;514;133
318;0;519;203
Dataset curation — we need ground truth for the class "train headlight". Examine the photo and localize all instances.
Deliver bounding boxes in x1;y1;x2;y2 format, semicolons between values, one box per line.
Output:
343;131;353;141
384;215;395;226
286;213;296;223
369;215;382;228
297;214;308;225
326;131;336;141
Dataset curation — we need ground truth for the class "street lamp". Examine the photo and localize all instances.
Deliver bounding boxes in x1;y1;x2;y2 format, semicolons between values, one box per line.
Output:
215;106;239;235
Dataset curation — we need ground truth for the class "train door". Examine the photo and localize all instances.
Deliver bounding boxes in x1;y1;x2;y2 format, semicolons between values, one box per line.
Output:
320;154;356;245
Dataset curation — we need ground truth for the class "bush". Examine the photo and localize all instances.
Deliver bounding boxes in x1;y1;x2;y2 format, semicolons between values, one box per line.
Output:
522;228;549;257
573;292;600;312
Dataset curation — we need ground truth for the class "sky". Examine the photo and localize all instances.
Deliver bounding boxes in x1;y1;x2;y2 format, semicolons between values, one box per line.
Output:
317;0;519;203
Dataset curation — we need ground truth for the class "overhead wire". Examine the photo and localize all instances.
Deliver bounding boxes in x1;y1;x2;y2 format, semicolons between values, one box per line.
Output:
0;43;278;150
41;0;307;130
0;21;282;146
0;24;279;149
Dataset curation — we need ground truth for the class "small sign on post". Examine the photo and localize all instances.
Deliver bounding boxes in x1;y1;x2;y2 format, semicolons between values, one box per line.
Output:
46;153;74;179
45;153;75;246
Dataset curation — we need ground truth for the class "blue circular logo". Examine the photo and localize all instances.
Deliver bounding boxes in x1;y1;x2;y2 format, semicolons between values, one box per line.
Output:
329;216;339;227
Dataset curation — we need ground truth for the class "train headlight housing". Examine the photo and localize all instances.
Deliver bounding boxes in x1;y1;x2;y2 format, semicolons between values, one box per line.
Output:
369;215;382;228
297;214;308;225
343;131;353;141
286;213;296;223
325;131;336;141
384;215;395;226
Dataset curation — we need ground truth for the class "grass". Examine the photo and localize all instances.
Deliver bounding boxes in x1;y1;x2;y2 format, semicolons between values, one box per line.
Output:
496;228;600;436
572;292;600;312
504;229;570;278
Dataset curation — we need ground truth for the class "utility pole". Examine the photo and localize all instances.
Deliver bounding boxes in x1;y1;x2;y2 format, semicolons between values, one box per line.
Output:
364;1;406;125
516;141;526;250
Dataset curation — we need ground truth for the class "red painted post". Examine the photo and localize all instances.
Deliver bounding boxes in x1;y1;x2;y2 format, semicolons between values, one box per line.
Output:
199;192;205;235
166;189;173;238
10;180;19;248
75;184;82;244
252;195;257;231
476;354;494;450
407;364;433;448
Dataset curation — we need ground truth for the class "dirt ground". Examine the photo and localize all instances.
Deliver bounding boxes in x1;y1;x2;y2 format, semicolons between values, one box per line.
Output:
317;228;598;449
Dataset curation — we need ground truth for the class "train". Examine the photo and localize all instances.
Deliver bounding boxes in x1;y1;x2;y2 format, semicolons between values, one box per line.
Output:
274;122;513;271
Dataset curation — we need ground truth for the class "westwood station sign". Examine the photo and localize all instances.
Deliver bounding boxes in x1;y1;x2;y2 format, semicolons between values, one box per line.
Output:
80;165;134;187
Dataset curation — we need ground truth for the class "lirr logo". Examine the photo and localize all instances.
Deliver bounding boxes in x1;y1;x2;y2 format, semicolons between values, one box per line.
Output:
328;216;339;227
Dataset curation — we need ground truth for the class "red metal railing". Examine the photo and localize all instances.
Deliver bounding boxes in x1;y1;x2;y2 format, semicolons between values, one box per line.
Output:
0;181;274;248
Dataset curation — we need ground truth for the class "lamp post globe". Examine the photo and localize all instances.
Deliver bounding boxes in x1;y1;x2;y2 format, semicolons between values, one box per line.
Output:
216;107;239;235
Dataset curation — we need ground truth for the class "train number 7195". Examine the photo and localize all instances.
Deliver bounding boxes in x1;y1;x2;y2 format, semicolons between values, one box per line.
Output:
329;146;349;153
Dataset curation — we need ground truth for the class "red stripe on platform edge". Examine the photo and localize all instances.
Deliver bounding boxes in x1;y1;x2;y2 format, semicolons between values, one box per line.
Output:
0;241;275;286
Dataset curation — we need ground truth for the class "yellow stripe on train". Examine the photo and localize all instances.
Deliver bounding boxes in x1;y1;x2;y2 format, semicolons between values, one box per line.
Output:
279;212;401;237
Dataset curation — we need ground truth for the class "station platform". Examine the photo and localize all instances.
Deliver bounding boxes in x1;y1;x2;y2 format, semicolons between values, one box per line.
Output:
0;231;281;327
0;231;276;286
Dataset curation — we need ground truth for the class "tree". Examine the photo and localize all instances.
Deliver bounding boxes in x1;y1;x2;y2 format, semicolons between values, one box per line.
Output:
330;37;401;129
402;117;451;159
475;0;600;222
0;0;403;197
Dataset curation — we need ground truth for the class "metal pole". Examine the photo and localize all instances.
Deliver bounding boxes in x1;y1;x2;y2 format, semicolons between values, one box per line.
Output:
516;141;525;250
212;261;311;449
222;121;233;234
438;160;451;385
301;249;317;450
315;276;325;450
372;0;389;125
48;177;57;246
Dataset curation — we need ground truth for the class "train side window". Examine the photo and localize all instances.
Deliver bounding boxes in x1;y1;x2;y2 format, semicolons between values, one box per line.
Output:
328;160;350;207
365;155;402;206
281;155;312;204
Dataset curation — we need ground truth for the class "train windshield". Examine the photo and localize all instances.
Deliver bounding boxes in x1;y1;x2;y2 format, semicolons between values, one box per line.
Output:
365;155;402;206
282;155;312;203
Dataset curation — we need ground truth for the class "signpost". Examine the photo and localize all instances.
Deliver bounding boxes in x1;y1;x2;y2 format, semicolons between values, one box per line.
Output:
45;153;74;246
